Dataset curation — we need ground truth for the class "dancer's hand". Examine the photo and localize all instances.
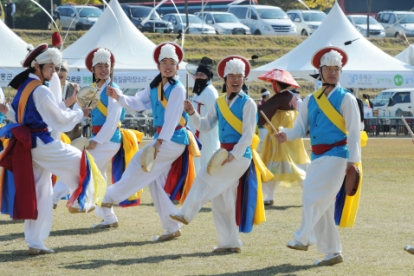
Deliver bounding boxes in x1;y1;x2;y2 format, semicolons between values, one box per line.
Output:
154;139;163;159
107;86;120;101
0;104;8;114
184;100;195;115
275;132;287;144
82;107;92;117
87;140;98;150
222;153;234;165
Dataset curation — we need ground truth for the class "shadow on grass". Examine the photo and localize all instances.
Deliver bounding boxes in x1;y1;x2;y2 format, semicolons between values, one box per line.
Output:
199;264;315;275
0;227;115;242
62;251;223;270
0;219;24;225
265;205;302;211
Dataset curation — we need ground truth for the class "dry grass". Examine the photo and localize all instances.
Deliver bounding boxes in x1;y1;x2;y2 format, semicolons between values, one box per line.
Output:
1;138;414;275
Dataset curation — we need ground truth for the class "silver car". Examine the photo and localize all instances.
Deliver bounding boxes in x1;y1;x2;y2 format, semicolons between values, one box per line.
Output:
347;15;385;37
196;11;250;35
162;13;216;34
376;11;414;37
57;5;102;30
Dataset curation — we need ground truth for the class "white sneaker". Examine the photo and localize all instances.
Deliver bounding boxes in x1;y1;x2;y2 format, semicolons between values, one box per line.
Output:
404;245;414;255
287;240;308;251
314;253;344;266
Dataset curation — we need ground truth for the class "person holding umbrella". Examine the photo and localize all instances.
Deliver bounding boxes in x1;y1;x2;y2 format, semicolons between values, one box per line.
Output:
257;69;310;206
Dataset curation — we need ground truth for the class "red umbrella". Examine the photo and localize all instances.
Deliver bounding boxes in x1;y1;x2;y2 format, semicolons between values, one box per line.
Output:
258;69;300;88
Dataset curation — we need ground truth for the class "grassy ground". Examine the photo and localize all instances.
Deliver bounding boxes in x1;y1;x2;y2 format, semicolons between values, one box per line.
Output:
1;138;414;275
11;30;414;99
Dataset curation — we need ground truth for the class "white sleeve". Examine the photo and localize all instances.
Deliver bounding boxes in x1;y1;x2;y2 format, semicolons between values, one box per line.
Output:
117;86;152;111
191;101;218;133
5;105;16;123
230;98;257;160
158;85;186;141
341;93;361;163
90;88;123;144
33;86;83;132
284;95;310;140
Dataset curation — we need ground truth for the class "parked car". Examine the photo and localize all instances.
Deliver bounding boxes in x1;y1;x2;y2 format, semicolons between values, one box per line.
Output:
195;11;250;35
56;5;102;30
372;88;414;117
120;4;173;33
346;15;385;37
227;5;296;36
162;13;216;34
376;11;414;37
286;10;326;36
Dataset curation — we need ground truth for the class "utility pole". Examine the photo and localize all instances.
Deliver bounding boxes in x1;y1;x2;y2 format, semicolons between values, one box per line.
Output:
366;0;372;37
185;0;189;34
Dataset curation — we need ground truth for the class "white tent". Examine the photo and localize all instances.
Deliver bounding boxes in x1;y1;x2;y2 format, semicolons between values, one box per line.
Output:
250;2;414;89
0;20;29;87
62;0;190;89
395;44;414;66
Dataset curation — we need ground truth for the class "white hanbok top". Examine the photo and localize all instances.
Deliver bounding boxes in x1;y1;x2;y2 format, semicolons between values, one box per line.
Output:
187;84;220;171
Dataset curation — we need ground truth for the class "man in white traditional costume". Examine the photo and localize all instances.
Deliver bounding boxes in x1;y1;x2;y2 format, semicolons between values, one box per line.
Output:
187;57;220;172
170;56;266;253
97;42;190;241
52;48;126;214
275;47;361;266
0;44;93;255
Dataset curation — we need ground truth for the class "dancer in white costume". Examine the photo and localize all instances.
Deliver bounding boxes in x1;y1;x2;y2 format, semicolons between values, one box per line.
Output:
170;56;258;253
0;44;91;254
52;49;125;215
187;57;219;172
95;42;187;241
276;47;361;266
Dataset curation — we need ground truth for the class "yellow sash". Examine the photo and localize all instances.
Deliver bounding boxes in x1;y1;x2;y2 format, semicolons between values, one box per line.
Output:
216;95;274;225
157;83;186;127
312;88;347;135
18;80;42;124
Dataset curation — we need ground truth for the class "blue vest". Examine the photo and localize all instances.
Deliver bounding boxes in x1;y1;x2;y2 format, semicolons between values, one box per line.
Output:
308;87;349;160
12;78;53;148
149;81;189;145
215;94;252;159
91;83;125;143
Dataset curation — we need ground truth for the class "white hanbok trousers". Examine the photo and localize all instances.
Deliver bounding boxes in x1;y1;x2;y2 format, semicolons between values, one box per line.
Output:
27;138;82;250
293;156;346;254
258;128;268;152
178;156;250;248
95;140;185;233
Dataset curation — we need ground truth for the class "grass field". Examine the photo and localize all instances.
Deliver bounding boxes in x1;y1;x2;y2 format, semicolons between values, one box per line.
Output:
1;138;414;275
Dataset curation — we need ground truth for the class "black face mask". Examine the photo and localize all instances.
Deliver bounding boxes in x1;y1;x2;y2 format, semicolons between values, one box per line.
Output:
193;78;209;95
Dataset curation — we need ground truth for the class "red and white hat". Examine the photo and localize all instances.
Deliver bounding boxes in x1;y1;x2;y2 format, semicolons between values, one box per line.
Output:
217;55;250;79
258;69;300;88
153;42;184;64
85;48;115;72
311;46;348;69
22;43;62;68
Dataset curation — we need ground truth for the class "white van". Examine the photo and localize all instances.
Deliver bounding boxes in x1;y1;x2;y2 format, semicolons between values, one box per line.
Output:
227;5;296;36
372;88;414;117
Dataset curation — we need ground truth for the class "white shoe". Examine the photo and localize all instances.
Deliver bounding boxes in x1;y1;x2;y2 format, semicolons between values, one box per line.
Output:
287;240;308;251
91;220;119;229
314;253;344;266
404;245;414;255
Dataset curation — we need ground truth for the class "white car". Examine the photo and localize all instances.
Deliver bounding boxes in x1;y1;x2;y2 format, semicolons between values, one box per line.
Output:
376;11;414;37
286;10;326;36
162;13;216;34
347;15;385;37
196;11;250;35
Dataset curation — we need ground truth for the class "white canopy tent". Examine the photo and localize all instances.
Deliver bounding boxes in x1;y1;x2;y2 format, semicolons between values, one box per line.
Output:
0;20;30;87
395;44;414;66
62;0;190;89
250;2;414;89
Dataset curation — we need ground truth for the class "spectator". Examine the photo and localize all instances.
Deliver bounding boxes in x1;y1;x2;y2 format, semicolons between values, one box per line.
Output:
5;0;16;29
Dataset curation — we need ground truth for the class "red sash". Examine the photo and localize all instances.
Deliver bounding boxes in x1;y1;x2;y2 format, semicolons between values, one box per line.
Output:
311;139;347;155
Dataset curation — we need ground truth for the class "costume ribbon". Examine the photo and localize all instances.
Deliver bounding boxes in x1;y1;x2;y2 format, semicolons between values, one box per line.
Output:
217;95;271;232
